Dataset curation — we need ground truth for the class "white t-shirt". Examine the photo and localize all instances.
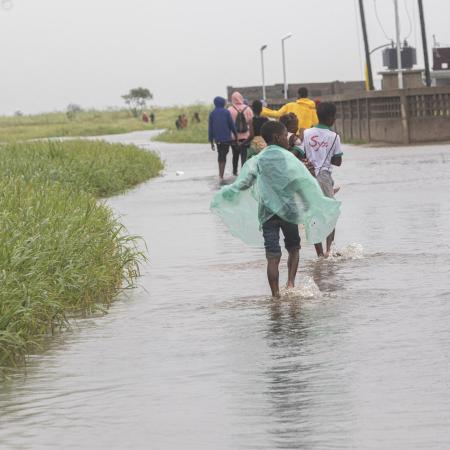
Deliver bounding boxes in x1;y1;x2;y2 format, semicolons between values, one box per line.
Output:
303;126;343;176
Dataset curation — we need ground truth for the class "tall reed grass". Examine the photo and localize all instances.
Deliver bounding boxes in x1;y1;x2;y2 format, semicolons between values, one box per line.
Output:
0;139;163;371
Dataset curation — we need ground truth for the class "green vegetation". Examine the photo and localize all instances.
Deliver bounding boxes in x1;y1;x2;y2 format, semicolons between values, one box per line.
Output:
0;140;163;372
0;140;163;197
0;109;149;143
122;87;153;118
153;105;209;144
0;105;211;144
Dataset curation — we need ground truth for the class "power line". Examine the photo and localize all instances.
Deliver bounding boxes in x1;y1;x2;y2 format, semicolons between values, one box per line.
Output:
403;0;413;41
373;0;392;41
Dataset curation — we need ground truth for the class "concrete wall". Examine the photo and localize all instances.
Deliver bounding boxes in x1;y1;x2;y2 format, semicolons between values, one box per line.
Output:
328;86;450;144
227;80;365;103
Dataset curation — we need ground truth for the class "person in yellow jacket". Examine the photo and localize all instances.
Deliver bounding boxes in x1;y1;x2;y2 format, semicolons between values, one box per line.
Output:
262;87;319;138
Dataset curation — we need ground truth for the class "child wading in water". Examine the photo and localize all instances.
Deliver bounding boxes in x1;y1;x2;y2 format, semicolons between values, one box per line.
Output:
211;121;341;297
247;100;269;160
279;113;316;175
279;113;305;159
303;102;343;258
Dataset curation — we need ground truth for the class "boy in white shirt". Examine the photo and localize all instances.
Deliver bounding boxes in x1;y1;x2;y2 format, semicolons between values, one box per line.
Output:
303;102;343;258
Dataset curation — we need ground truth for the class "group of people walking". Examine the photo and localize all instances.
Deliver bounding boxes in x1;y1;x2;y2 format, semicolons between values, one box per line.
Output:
209;87;343;297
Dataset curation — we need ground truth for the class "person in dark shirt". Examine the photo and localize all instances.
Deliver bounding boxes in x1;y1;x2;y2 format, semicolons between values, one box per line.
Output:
247;100;269;160
208;97;237;180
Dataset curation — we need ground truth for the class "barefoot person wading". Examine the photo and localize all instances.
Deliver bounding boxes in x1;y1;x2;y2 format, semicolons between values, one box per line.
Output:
303;102;343;258
211;121;341;298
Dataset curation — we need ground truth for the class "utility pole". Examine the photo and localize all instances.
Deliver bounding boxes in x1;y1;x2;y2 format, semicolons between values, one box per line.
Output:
260;45;268;101
358;0;374;90
394;0;403;88
418;0;431;87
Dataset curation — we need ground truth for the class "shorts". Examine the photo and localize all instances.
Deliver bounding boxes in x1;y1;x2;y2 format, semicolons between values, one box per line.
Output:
262;215;301;258
316;170;334;198
217;142;230;162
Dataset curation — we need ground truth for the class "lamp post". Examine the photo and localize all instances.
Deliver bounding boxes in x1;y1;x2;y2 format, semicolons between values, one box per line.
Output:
281;33;293;100
260;44;268;101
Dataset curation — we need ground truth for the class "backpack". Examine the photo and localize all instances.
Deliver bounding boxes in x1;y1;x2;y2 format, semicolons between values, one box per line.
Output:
233;106;249;133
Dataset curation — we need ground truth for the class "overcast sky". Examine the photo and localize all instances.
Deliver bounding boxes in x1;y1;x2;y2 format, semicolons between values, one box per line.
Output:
0;0;449;115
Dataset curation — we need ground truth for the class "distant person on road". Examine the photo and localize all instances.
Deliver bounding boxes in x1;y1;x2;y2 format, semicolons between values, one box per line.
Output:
303;102;343;258
208;96;237;181
193;112;201;123
228;91;254;176
180;114;188;129
150;112;155;124
175;115;182;130
247;99;269;160
142;112;149;123
263;87;318;139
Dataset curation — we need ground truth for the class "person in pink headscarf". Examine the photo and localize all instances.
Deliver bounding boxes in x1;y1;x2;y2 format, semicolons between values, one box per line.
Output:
228;91;254;176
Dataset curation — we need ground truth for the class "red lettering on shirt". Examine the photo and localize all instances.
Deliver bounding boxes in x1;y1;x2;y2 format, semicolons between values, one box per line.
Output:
309;135;329;152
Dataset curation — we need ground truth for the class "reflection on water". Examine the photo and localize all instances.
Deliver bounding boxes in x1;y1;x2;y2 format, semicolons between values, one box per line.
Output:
1;131;450;449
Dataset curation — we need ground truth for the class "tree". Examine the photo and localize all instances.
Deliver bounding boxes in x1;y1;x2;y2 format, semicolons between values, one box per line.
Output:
122;87;153;117
66;103;83;120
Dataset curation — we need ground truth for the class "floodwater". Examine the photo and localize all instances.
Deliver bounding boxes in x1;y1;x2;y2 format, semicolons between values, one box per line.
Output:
1;130;450;450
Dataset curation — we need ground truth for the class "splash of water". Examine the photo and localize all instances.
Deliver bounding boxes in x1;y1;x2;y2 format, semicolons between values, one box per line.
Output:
328;242;364;261
281;276;322;299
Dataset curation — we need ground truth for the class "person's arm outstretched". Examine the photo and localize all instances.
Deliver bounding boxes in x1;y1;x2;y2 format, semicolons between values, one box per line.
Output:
262;104;288;119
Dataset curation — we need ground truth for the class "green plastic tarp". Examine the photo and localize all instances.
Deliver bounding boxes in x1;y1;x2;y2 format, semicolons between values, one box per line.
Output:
210;145;341;246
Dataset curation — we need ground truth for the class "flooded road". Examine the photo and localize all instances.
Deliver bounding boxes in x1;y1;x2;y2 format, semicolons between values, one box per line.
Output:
1;131;450;449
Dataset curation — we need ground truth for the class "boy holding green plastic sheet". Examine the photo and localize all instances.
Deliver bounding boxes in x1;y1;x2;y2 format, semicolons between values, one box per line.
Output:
211;121;341;298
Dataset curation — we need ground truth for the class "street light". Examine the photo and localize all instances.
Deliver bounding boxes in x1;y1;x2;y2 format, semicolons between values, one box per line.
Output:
281;33;293;100
260;44;268;101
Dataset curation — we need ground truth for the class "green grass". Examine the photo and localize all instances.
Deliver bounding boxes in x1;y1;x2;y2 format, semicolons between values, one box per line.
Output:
0;109;148;143
153;105;210;144
0;140;163;372
0;140;164;197
0;106;211;144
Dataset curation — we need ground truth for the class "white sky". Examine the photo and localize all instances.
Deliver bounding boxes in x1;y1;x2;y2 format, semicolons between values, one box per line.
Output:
0;0;449;115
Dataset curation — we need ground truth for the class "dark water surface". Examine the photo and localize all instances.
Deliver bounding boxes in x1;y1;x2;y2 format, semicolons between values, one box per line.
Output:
1;131;450;449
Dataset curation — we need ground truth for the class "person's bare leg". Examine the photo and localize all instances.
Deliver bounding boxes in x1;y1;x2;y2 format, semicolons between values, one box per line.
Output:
287;248;299;288
218;161;226;179
314;243;324;257
325;229;335;258
267;256;281;298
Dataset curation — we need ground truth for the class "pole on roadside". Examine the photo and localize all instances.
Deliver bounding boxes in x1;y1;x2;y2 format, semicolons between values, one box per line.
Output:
358;0;374;91
281;33;293;100
394;0;403;89
260;44;268;101
418;0;431;87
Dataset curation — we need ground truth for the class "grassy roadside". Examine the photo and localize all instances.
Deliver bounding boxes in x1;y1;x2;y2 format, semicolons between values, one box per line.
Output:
0;106;211;144
152;105;209;144
0;140;163;372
